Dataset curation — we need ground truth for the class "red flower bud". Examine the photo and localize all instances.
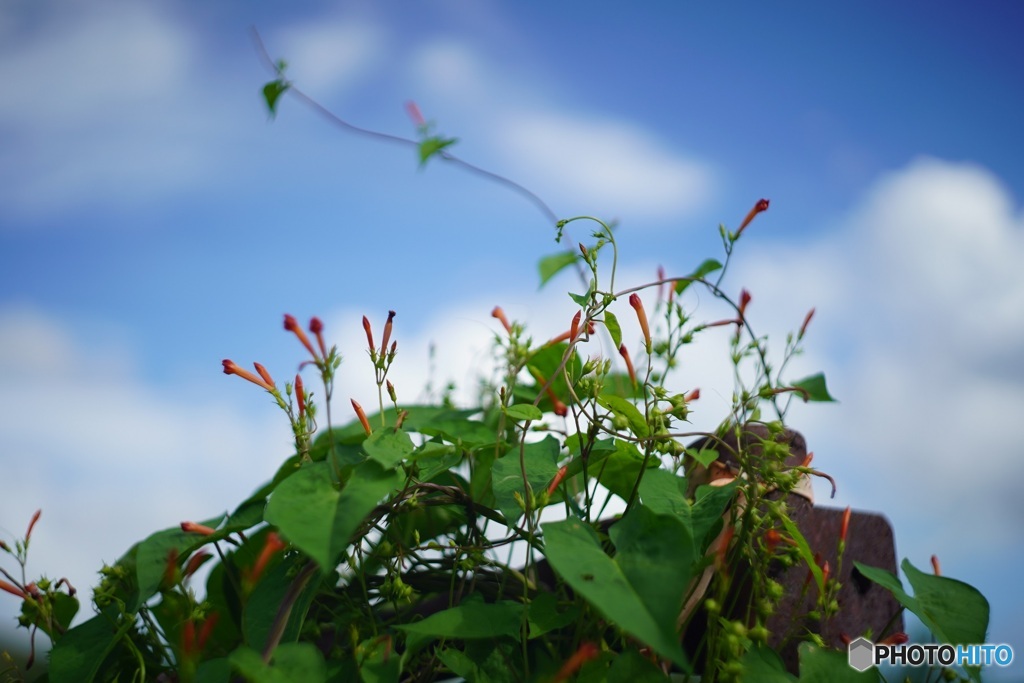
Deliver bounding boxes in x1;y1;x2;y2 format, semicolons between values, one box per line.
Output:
295;374;306;417
736;198;770;237
840;506;851;544
223;359;275;392
879;632;910;646
362;315;375;354
547;465;569;497
931;554;941;576
196;612;220;652
491;306;512;334
629;293;651;353
405;100;426;128
569;311;582;342
253;363;276;389
180;521;217;536
380;310;396;358
618;344;636;387
351;399;372;435
801;451;814;467
764;529;781;555
553;642;600;683
799;307;815;339
248;532;286;585
183;551;212;578
284;314;318;360
309;317;327;357
738;288;752;319
25;509;41;544
162;548;179;588
684;388;700;402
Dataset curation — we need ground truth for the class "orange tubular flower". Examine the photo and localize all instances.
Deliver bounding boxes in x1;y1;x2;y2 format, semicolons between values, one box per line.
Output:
840;506;852;544
491;306;512;334
162;548;180;588
569;311;582;343
25;509;41;544
547;465;569;497
284;314;318;360
684;387;700;402
309;317;327;357
879;632;910;646
295;374;306;417
799;307;815;340
196;613;220;652
352;399;372;435
0;580;27;600
618;344;636;387
736;198;770;238
553;642;600;683
380;310;396;358
738;288;752;320
222;360;275;392
628;293;651;353
931;554;941;576
183;551;212;578
764;529;782;555
180;521;217;536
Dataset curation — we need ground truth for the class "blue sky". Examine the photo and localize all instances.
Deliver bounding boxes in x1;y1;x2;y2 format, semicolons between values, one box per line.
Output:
2;0;1023;676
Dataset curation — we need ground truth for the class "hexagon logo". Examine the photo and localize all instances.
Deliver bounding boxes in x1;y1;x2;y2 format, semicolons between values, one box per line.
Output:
848;637;874;672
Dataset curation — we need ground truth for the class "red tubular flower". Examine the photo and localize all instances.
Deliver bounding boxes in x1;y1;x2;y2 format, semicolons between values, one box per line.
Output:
736;198;770;237
0;580;27;600
379;310;396;358
801;451;814;467
180;521;217;536
931;554;941;576
405;100;426;128
183;551;212;578
547;465;569;497
821;560;831;587
309;317;327;357
840;506;852;544
799;307;815;340
162;548;179;588
764;529;781;555
284;314;318;360
181;619;197;658
491;306;512;334
25;509;41;544
684;388;700;402
249;532;286;585
362;315;375;354
253;363;276;390
628;293;651;353
222;360;275;392
553;642;600;683
295;374;306;417
352;399;372;435
552;396;568;417
618;344;636;387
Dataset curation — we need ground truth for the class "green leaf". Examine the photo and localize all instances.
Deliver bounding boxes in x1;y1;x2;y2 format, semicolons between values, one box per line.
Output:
230;643;327;683
674;258;723;295
48;607;126;683
789;373;837;402
244;554;322;652
357;636;400;683
855;559;989;682
265;460;401;572
798;642;876;682
418;136;457;166
362;429;415;468
526;591;580;639
133;514;225;612
687;447;719;469
608;649;669;683
196;658;232;683
262;80;289;119
597;395;649;438
542;516;690;669
604;311;623;349
491;435;561;523
395;596;524;639
569;290;591;307
504;403;543;421
538;251;579;287
740;644;797;682
608;506;698;631
637;468;689;517
596;439;657;502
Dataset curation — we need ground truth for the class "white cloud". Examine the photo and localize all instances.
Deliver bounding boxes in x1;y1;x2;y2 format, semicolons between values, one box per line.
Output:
0;306;284;630
276;20;387;95
408;39;716;223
